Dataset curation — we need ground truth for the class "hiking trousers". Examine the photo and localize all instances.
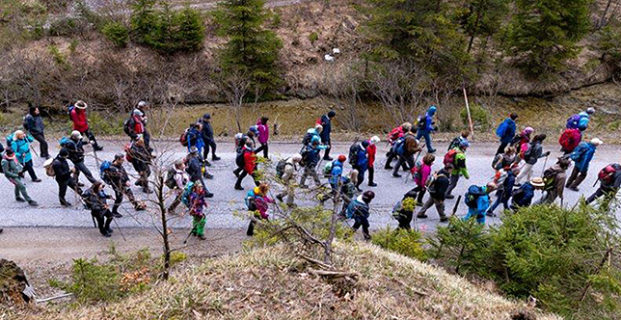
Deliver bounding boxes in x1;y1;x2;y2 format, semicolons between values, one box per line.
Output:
300;166;321;187
56;177;80;203
112;185;137;214
416;131;434;152
31;132;49;158
516;163;534;184
8;178;32;202
203;139;218;160
445;174;461;197
566;167;587;189
21;160;38;181
73;161;97;184
192;215;206;236
418;197;446;219
352;215;371;240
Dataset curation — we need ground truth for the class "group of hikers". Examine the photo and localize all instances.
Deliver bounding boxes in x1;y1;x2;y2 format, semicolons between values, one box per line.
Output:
0;101;619;240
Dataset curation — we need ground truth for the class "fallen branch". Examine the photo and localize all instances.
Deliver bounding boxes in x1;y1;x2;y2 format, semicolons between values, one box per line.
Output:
298;254;334;270
394;279;429;297
36;292;74;303
307;268;358;279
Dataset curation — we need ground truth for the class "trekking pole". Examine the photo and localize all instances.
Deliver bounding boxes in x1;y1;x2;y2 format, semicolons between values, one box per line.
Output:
29;145;39;159
182;228;194;244
403;150;423;184
540;155;549;176
112;217;127;241
451;195;462;217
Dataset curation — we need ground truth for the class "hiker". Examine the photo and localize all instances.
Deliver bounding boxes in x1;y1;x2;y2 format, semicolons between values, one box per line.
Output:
392;130;422;178
234;140;260;190
487;167;519;217
516;134;551;184
566;138;602;191
495;113;518;155
166;160;190;214
351;140;369;189
337;170;359;217
299;138;326;188
126;101;151;150
302;124;323;147
566;107;595;131
448;129;471;151
102;154;146;217
411;154;436;205
511;127;534;164
324;155;348;205
2;148;38;206
558;127;582;155
186;122;205;158
128;137;153;193
62;130;97;185
52;149;82;207
511;177;545;210
346;190;375;240
393;188;419;230
444;140;470;199
23;105;49;159
9;130;40;182
69;100;103;151
586;163;621;205
82;182;114;237
416;105;438;153
233;129;257;177
366;136;379;187
200;114;221;162
319;110;336;160
275;154;302;206
463;182;497;224
255;116;270;158
492;146;517;171
538;158;570;204
385;122;412;169
186;147;214;197
417;164;453;222
188;182;208;240
245;183;274;236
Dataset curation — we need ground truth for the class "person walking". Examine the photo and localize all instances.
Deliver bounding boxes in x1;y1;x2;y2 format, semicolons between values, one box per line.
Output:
275;154;302;206
515;134;550;184
392;130;422;178
558;127;582;155
200;114;221;162
447;130;471;151
10;130;41;182
255;116;270;158
62;130;97;185
52;149;82;207
487;166;519;217
125;101;152;150
319;110;336;160
167;160;189;214
82;182;114;237
412;153;435;205
245;183;274;236
69;100;103;151
393;188;418;230
539;158;570;204
234;140;261;190
492;146;517;171
566;107;595;131
299;138;326;188
495;113;518;155
510;177;545;210
366;136;379;187
587;163;621;206
2;148;38;206
102;154;146;217
385;122;412;169
23;105;49;159
416;105;438;153
566;138;602;191
326;154;347;198
351;140;369;190
444;140;470;199
185;147;214;197
512;127;534;164
128;137;152;194
417;164;453;222
463;182;496;224
346;190;375;240
188;182;208;240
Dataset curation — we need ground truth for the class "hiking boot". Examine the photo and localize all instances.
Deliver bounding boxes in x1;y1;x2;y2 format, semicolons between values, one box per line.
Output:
101;230;111;237
0;228;3;234
428;148;437;153
384;165;393;170
212;156;221;161
77;182;86;187
486;211;497;217
204;160;212;167
392;173;402;178
299;185;308;189
94;146;104;151
417;214;428;219
112;212;123;218
106;227;114;234
368;182;378;187
234;185;244;190
16;197;25;202
205;192;214;198
28;200;38;207
60;199;71;207
32;178;42;183
323;156;333;161
440;216;449;223
445;194;455;199
276;194;284;202
198;235;207;240
568;186;579;192
204;173;214;179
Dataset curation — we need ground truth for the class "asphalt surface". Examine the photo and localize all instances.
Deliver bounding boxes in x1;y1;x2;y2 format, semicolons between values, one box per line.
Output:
0;140;619;235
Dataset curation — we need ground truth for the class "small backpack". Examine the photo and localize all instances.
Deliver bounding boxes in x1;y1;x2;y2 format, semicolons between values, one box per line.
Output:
67;105;75;120
165;167;178;189
491;154;503;170
417;115;426;130
123;116;135;137
81;189;94;210
566;114;581;129
179;128;189;147
559;129;580;152
300;148;311;166
412;161;423;181
181;181;195;207
443;149;457;165
276;159;290;179
598;164;620;183
348;143;359;165
99;161;112;184
43;158;55;177
59;136;72;148
448;137;461;151
323;161;333;177
465;185;486;209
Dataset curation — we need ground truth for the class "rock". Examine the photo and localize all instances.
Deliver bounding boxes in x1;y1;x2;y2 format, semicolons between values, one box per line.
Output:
0;259;32;305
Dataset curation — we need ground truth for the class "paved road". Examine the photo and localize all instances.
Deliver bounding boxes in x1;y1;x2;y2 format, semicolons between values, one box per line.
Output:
0;140;618;234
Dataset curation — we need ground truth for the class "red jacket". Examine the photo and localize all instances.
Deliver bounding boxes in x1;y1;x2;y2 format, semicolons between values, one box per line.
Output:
70;108;89;132
243;148;256;174
367;143;377;167
387;126;405;144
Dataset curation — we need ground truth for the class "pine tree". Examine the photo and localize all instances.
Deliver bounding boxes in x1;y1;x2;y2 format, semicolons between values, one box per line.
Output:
459;0;510;53
213;0;283;96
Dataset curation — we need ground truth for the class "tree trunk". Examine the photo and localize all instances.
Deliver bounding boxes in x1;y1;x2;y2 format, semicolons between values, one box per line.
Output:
467;9;482;54
597;0;614;29
157;175;171;280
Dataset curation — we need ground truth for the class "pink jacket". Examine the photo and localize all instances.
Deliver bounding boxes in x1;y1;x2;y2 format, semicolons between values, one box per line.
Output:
256;119;269;144
414;163;432;188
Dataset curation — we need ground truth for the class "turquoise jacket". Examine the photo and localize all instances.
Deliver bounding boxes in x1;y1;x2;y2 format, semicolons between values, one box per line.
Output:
11;135;34;164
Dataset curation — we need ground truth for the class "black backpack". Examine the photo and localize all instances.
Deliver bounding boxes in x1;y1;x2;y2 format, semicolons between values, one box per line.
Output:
348;143;359;165
448;137;461;151
276;159;289;179
165;167;177;189
123;116;135;137
464;185;486;209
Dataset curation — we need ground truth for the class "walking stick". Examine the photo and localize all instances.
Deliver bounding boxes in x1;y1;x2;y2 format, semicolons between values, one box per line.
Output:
112;217;127;241
540;154;549;176
29;145;39;159
182;228;194;244
451;195;462;217
403;150;423;184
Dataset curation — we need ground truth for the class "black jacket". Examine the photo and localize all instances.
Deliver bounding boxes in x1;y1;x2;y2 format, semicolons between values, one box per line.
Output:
24;114;45;135
429;169;450;200
52;156;72;181
63;139;85;163
186;155;203;182
105;163;130;188
83;189;109;213
201;120;214;142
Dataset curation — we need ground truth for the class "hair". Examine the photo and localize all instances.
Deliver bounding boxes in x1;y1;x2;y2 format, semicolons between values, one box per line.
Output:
461;129;470;138
174;160;185;169
258;183;269;195
422;154;435;165
113;154;124;161
92;181;104;192
261;116;269;124
5;148;14;156
533;134;547;143
504;146;516;154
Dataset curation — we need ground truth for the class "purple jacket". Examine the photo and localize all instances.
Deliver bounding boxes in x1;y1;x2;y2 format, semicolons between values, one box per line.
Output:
256;119;269;144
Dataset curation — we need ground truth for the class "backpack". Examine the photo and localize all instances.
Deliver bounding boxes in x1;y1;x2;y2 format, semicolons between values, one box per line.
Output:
443;149;457;165
276;159;290;179
165;167;177;189
235;149;246;168
559;129;580;152
81;189;94;210
348;143;359;165
123;117;135;137
425;172;446;193
181;181;195;207
59;136;72;148
302;132;313;146
124;142;133;162
566;114;581;129
99;161;112;184
464;185;486;209
67;105;75;120
523;144;534;161
5;134;13;147
412;161;423;181
491;154;503;170
510;134;522;147
598;164;621;183
417;115;426;130
43;158;55;177
448;137;461;151
323;161;333;177
495;121;507;138
180;128;189;147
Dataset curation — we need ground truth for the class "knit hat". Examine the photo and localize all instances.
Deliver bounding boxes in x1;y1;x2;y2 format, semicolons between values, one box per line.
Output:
328;110;336;118
370;136;380;144
338;154;347;162
362;190;375;203
586;107;595;115
137;101;148;108
71;130;82;139
590;138;603;145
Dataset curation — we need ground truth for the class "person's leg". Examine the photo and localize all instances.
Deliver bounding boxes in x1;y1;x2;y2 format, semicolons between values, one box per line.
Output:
435;199;447;220
263;143;268;158
417;197;435;217
571;171;587;189
143;131;151;150
385;152;395;169
246;220;255;236
300;167;309;187
12;181;21;201
566;167;579;187
323;140;332;160
356;166;365;187
501;197;510;211
203;143;210;161
252;172;260;186
84;129;102;150
351;218;361;231
361;217;371;240
25;160;38;180
112;188;123;215
168;191;182;213
33;132;49;158
95;213;106;235
196;216;206;237
15;179;32;202
586;188;604;204
445;174;460;197
235;170;248;189
104;214;113;234
416;188;426;205
368;166;375;186
420;131;433;152
393;157;404;177
496;142;508;155
76;162;97;184
209;140;219;160
516;163;532;183
487;194;502;215
58;180;68;204
311;169;321;186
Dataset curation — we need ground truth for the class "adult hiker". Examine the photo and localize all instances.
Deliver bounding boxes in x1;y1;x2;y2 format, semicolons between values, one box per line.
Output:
2;148;38;206
487;166;519;217
245;183;274;236
9;130;40;182
233;128;258;178
200;113;221;162
566;138;603;191
558;127;582;155
385;122;412;169
393;188;418;230
82;182;114;238
126;101;151;151
52;149;82;207
299;138;326;189
346;190;375;240
416;105;438;153
492;146;517;171
234;140;261;190
255;116;270;158
515;134;550;184
463;182;496;224
302;124;323;147
350;140;369;190
318;110;336;160
391;130;422;178
275;154;302;206
23;105;49;159
447;129;471;151
61;130;97;185
444;140;470;199
325;155;347;201
335;170;358;217
166;160;189;214
188;182;208;240
366;136;379;187
186;147;214;197
411;154;435;205
102;154;146;217
510;177;545;210
586;163;621;206
417;164;453;222
495;113;518;155
511;127;534;164
128;136;153;194
566;107;595;131
69;100;103;151
538;157;570;205
186;122;205;158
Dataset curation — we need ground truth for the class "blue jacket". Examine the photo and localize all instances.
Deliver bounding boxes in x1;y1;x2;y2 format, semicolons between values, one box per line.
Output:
319;114;331;142
11;136;34;164
578;112;590;131
329;160;344;186
464;190;490;224
512;182;535;207
355;144;368;169
500;171;516;201
496;118;516;144
346;196;370;219
187;127;205;153
420;106;436;133
571;142;596;173
303;144;324;167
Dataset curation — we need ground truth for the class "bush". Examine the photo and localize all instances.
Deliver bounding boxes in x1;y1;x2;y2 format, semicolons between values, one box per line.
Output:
101;21;129;48
460;103;490;131
53;258;122;303
308;32;318;45
372;227;426;260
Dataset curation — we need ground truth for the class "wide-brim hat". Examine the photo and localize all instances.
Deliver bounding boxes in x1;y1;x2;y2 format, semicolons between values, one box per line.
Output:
75;100;87;109
530;177;545;187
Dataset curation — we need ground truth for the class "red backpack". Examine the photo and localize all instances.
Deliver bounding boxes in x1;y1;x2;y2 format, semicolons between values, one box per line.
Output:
443;149;457;165
559;128;581;152
598;164;621;183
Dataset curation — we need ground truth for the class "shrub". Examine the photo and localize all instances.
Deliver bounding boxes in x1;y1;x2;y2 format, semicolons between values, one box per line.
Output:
460;103;490;131
101;21;129;48
308;32;319;45
52;258;122;303
372;227;426;260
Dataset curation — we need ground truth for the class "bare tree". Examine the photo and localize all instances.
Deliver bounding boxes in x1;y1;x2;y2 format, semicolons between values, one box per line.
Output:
219;71;250;133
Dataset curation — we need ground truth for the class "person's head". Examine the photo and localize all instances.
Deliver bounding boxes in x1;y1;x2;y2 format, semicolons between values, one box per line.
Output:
258;183;269;195
29;105;39;116
486;182;497;194
71;130;82;140
590;138;603;146
461;129;470;139
59;149;69;158
260;116;269;125
92;181;105;192
504;146;516;155
349;169;359;185
533;134;547;143
510;113;518;121
194;182;204;193
75;100;87;110
510;166;520;176
315;124;323;133
422;153;435;165
189;146;199;155
370;136;380;145
137;100;148;110
459;139;470;151
362;190;375;204
245;140;253;148
402;122;412;131
361;140;369;148
427;105;437;115
133;109;144;117
135;136;145;146
291;153;303;163
338;154;347;163
523;127;534;136
113;153;124;165
174;160;185;170
530;177;545;189
557;157;571;170
14;130;25;140
311;139;320;147
202;113;211;122
328;110;336;118
586;107;595;115
444;163;454;174
195;122;203;131
4;148;15;158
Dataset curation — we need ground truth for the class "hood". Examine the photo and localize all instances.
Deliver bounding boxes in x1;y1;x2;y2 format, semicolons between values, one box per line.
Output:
427;105;437;115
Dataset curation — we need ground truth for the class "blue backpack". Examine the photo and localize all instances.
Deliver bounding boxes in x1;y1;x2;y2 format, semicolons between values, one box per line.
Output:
181;181;195;207
99;161;112;183
566;114;581;129
5;134;13;147
67;105;75;120
465;185;486;209
495;121;507;138
59;136;72;148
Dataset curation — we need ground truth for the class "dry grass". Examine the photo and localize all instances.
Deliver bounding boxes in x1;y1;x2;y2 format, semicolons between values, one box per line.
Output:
19;243;560;320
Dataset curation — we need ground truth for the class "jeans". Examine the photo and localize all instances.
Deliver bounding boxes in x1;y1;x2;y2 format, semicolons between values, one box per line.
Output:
487;191;509;214
416;131;434;152
393;154;414;176
73;161;97;184
8;178;31;202
353;165;366;187
21;160;38;180
31;132;49;158
445;174;461;197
